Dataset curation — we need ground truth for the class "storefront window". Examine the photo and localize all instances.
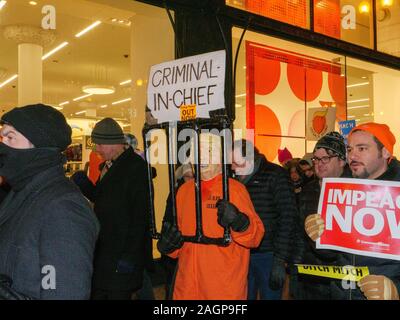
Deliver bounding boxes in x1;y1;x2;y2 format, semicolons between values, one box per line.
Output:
376;0;400;57
0;0;174;257
226;0;310;29
314;0;373;48
233;27;400;161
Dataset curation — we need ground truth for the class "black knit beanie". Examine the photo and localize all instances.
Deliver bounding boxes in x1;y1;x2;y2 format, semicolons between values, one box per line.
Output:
1;103;72;151
91;117;125;145
314;131;346;160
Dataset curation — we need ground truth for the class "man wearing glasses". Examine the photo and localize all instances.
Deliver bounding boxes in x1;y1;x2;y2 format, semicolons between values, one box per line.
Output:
293;131;350;299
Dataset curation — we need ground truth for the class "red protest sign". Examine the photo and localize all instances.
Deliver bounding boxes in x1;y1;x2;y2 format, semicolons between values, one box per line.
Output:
317;178;400;261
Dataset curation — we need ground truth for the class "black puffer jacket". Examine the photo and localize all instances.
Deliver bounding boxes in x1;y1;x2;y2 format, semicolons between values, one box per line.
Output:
240;154;299;261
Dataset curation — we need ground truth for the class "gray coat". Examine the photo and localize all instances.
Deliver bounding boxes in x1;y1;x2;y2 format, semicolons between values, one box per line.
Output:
0;165;99;299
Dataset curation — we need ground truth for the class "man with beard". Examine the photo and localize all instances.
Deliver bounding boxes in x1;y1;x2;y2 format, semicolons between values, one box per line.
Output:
157;133;264;299
0;103;99;299
305;122;400;300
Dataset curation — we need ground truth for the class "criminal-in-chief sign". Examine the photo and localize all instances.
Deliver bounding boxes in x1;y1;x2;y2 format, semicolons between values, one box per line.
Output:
317;178;400;261
147;50;226;124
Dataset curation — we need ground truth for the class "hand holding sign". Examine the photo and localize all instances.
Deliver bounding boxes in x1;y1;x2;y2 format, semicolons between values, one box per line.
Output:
305;214;325;241
358;275;399;300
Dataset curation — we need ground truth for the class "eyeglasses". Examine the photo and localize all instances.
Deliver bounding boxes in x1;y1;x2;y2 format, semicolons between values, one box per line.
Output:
311;155;338;164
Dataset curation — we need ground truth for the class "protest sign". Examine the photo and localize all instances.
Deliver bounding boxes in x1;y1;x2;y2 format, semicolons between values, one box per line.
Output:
317;178;400;261
147;50;226;124
297;264;369;281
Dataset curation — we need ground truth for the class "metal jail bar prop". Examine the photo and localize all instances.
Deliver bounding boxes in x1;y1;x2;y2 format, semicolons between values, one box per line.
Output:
142;116;232;246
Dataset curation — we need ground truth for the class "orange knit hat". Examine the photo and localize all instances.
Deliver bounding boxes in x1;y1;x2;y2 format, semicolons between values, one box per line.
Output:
349;122;396;155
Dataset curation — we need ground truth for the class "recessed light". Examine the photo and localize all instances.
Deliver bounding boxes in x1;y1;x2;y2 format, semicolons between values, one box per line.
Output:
75;21;101;38
120;79;131;86
29;1;37;5
112;98;131;105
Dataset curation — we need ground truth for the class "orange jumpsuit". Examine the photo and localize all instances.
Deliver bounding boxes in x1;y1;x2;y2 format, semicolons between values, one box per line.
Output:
169;174;265;300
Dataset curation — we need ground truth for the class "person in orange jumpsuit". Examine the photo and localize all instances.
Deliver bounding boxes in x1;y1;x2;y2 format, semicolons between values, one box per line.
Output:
157;133;265;300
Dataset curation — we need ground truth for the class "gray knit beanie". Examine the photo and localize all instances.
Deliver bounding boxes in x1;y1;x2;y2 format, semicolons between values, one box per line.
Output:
91;117;125;145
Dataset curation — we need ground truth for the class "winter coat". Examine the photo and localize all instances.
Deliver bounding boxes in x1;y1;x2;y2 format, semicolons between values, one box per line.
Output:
330;159;400;300
169;174;265;299
241;154;299;261
0;165;99;299
90;147;153;292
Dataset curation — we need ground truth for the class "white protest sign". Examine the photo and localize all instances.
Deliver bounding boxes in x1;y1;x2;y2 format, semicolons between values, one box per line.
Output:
147;50;226;124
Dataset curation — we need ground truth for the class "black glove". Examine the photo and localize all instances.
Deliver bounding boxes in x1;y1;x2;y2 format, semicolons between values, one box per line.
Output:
157;221;184;255
269;257;287;290
216;199;250;232
70;170;91;188
0;274;33;300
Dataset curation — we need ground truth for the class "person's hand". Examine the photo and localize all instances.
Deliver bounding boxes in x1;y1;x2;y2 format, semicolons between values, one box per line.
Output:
269;257;286;290
358;275;399;300
157;221;184;255
305;214;325;241
216;199;249;232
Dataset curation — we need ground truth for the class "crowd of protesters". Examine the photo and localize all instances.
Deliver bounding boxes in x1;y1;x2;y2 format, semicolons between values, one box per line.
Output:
0;102;398;300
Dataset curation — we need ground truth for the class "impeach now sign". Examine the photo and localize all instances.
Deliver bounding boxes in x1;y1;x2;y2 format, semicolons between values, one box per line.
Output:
317;178;400;261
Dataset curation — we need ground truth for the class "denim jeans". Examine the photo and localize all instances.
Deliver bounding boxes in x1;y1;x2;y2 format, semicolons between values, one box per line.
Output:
247;252;282;300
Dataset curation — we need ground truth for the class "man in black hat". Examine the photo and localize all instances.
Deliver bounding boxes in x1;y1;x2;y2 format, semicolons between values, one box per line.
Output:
0;103;99;299
72;117;152;300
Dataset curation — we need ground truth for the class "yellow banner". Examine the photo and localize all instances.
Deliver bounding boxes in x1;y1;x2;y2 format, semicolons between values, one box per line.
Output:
296;264;369;282
180;104;196;121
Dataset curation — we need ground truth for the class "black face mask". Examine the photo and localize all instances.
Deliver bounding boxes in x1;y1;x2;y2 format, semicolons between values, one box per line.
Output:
0;143;64;190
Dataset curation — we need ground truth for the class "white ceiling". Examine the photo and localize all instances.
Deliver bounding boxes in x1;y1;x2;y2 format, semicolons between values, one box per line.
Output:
0;0;165;124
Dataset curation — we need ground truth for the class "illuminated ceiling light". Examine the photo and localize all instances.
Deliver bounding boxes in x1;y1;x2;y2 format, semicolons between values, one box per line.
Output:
53;106;63;110
75;21;101;38
75;110;86;115
59;101;69;106
347;104;370;109
100;104;108;108
0;1;7;10
347;82;369;88
122;124;131;128
119;79;131;86
235;104;242;108
363;113;370;116
359;2;370;13
42;41;69;60
0;74;18;88
348;98;369;104
361;76;368;79
73;93;93;101
29;1;37;5
380;111;384;115
111;18;118;22
348;115;356;119
235;93;246;98
111;97;131;105
382;0;393;6
136;79;143;86
82;85;115;95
